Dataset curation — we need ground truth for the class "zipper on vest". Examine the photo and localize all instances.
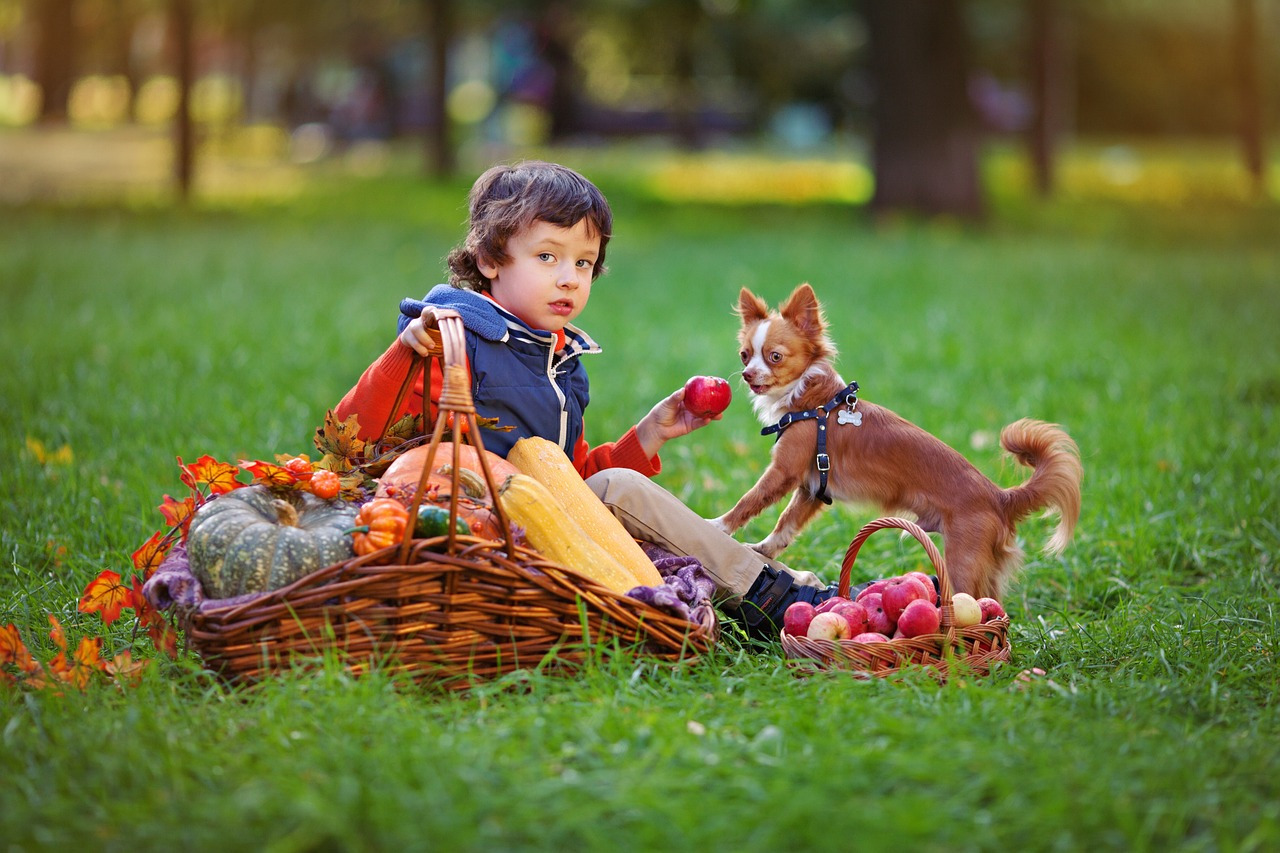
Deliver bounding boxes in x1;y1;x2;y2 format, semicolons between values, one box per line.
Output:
546;345;569;449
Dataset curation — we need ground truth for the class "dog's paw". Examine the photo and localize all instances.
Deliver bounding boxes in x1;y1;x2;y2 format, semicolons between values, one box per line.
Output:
747;541;781;559
707;515;734;536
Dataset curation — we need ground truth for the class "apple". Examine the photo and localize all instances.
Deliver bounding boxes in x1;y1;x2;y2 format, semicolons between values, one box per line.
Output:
905;571;939;605
950;592;983;628
782;601;816;636
977;597;1007;623
807;611;853;641
896;599;941;638
854;578;891;603
881;576;932;622
858;592;895;636
814;595;849;615
851;632;890;643
830;600;869;636
683;375;732;418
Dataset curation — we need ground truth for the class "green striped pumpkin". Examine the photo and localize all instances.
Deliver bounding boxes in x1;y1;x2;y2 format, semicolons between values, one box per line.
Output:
186;485;359;599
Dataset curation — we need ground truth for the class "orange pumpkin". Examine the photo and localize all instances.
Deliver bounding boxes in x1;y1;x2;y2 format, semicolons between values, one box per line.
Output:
376;443;518;500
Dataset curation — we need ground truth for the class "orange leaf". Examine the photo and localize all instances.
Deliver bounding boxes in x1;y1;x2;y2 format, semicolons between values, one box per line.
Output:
239;459;301;487
132;531;173;578
147;616;179;659
128;575;156;624
48;614;66;651
50;636;105;689
158;494;197;532
105;650;149;685
178;454;242;495
0;623;44;679
79;570;133;624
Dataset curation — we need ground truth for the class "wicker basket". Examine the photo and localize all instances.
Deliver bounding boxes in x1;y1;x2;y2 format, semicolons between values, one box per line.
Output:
780;517;1011;680
183;315;715;688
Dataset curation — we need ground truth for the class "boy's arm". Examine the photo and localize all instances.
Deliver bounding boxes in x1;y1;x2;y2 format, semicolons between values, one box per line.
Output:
572;425;662;480
334;340;446;442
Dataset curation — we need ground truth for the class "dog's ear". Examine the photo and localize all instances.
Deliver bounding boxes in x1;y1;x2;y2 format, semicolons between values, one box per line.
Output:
780;283;825;336
736;287;771;322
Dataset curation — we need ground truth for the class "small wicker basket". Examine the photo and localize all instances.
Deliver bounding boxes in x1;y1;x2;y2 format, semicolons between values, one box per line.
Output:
780;517;1011;680
183;315;715;688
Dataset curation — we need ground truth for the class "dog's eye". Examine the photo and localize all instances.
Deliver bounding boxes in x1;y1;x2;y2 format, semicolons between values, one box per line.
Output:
769;351;783;363
739;350;749;364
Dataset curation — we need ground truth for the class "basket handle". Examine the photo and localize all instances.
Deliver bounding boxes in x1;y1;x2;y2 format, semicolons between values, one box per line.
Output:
383;312;517;563
837;517;956;631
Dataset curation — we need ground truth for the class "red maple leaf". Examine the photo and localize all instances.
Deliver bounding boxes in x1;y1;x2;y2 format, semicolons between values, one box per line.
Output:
49;636;106;689
0;623;45;683
105;650;149;685
132;530;173;577
79;570;133;624
178;455;242;495
158;494;197;533
239;459;301;487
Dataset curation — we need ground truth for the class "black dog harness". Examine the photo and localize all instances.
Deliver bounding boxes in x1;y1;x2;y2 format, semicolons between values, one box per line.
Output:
760;381;860;505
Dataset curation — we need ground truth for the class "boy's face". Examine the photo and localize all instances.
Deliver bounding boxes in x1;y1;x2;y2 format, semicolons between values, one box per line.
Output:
479;219;601;333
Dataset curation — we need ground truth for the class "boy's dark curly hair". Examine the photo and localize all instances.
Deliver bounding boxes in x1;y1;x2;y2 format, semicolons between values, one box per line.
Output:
447;161;613;292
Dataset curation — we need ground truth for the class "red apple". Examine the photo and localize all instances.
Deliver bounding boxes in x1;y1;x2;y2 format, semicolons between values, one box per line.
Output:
807;611;853;641
830;600;869;636
851;632;890;643
683;375;732;418
905;571;938;605
881;576;932;622
782;601;817;636
977;597;1007;623
896;599;941;638
814;595;849;615
950;592;983;628
859;592;895;636
854;578;891;603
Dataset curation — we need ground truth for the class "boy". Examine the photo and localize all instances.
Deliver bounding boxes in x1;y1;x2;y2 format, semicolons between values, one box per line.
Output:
335;161;833;635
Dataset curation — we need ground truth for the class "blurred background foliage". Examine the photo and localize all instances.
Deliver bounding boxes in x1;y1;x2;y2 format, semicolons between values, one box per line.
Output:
0;0;1275;213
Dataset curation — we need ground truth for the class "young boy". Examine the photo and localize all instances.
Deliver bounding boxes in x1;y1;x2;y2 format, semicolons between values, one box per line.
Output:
335;160;833;635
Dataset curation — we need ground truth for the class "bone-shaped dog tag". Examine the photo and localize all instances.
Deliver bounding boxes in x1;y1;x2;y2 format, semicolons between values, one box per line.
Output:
837;408;862;426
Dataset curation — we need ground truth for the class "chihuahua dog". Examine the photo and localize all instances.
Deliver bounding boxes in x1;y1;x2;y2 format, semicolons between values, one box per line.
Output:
711;283;1083;601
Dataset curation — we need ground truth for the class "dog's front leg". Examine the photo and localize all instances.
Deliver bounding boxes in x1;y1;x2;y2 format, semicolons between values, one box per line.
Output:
709;462;802;539
752;488;827;558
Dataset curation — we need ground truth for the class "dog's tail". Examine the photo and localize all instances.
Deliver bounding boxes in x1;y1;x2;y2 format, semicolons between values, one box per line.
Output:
999;419;1083;554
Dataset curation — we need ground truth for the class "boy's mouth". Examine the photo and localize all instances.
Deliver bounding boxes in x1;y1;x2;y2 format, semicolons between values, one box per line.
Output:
549;299;574;316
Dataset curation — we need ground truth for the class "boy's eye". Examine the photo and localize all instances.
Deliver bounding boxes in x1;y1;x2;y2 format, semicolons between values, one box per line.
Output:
538;252;554;262
576;259;592;268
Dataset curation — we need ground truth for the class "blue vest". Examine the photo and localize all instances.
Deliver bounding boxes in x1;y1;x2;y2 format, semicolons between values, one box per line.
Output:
399;285;601;459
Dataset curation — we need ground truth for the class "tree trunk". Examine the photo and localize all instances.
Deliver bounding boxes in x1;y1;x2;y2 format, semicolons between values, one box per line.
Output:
1232;0;1266;196
34;0;76;124
171;0;195;201
423;0;455;177
865;0;984;219
1027;0;1064;196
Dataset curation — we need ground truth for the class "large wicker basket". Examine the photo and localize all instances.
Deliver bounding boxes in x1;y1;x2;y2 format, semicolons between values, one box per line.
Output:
183;315;715;688
780;517;1011;680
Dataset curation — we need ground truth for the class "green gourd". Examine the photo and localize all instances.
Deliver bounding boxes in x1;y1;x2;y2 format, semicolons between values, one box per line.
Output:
186;485;358;599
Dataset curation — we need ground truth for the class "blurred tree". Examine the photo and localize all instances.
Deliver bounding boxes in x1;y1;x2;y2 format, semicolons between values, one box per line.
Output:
865;0;984;218
170;0;192;199
1027;0;1064;196
34;0;77;122
421;0;454;176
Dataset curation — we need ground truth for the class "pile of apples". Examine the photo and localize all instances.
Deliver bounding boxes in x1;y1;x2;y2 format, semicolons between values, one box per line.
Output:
783;571;1007;643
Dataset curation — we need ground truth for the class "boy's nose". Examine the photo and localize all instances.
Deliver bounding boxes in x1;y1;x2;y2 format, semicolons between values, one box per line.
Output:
557;266;579;287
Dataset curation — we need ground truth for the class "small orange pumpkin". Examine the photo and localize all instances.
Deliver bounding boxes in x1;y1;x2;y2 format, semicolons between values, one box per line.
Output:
350;498;411;555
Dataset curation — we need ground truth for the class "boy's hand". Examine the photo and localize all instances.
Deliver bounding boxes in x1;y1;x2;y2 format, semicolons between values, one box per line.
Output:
399;307;458;356
635;386;722;458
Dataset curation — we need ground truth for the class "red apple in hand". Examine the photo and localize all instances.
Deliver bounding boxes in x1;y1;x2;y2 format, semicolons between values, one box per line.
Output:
683;375;732;418
896;599;941;638
783;601;816;636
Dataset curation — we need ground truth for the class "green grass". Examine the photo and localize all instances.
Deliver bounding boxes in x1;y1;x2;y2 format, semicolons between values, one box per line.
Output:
2;145;1279;851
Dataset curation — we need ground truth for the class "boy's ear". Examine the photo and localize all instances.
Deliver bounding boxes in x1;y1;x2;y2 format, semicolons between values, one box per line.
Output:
780;283;825;336
736;287;771;322
476;253;499;280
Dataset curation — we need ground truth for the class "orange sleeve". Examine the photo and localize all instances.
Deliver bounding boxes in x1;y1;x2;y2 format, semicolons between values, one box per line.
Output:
334;341;449;442
572;425;662;479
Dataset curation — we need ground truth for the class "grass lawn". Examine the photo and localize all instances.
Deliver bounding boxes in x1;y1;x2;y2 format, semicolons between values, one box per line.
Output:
2;138;1279;851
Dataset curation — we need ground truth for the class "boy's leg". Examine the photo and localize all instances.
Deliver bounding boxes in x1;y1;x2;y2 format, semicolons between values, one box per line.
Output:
586;468;833;635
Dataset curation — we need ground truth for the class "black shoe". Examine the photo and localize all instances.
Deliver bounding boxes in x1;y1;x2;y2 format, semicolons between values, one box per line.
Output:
736;566;836;639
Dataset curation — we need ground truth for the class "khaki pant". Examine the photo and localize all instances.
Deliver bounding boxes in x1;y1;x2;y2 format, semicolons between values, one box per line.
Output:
585;467;828;605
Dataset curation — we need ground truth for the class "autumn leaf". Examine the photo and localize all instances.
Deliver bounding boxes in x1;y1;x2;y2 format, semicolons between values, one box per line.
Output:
79;570;133;625
48;613;66;650
383;412;423;444
313;410;368;463
239;459;301;488
132;530;173;577
158;494;197;533
105;650;149;685
0;623;44;681
26;436;73;466
146;615;179;659
178;454;242;496
49;635;106;689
